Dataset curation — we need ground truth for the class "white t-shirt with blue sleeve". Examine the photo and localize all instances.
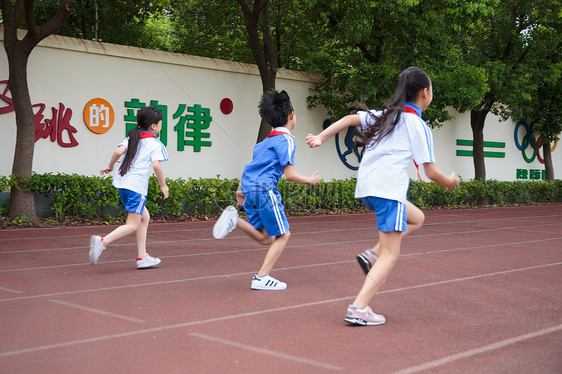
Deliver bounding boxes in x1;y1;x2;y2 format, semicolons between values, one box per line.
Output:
355;103;435;204
112;136;168;196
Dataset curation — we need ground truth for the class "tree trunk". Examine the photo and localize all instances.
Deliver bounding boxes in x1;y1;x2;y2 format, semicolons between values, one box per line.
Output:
256;68;276;142
238;0;277;143
470;109;488;181
542;142;554;180
7;50;37;220
1;0;73;219
470;109;489;206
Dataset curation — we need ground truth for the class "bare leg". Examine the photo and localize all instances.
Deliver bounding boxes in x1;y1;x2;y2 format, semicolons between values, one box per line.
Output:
135;208;150;259
234;217;288;277
352;230;402;309
236;219;274;246
370;201;424;256
102;211;142;246
256;231;290;276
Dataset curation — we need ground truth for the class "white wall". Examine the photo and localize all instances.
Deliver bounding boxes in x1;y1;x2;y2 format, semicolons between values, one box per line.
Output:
1;29;559;182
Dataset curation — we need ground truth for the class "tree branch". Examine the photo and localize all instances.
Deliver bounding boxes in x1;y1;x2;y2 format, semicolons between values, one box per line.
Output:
37;0;73;40
254;0;269;16
0;0;20;42
20;0;72;52
276;18;302;58
261;8;277;71
237;0;251;20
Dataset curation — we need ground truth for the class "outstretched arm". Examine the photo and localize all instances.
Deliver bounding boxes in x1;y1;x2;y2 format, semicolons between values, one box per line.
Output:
423;163;460;191
284;164;320;186
100;145;126;175
152;160;169;199
306;114;362;148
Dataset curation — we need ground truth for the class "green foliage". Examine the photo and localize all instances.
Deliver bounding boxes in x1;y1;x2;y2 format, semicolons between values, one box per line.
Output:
1;174;560;221
29;173;120;218
31;0;171;49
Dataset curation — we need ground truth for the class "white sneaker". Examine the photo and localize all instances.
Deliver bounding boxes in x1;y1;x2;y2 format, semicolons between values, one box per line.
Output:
251;274;287;290
137;254;161;269
89;235;105;265
345;305;385;326
213;206;239;239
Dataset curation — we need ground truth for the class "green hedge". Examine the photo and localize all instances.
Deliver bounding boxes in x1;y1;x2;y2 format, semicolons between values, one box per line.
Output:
1;173;561;219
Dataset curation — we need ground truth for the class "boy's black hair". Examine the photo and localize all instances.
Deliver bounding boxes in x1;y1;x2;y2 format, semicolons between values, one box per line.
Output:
258;89;294;127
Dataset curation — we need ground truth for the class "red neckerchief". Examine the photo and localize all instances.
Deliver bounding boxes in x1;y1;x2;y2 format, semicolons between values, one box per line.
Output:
139;131;156;139
267;130;293;138
403;105;423;182
403;105;418;115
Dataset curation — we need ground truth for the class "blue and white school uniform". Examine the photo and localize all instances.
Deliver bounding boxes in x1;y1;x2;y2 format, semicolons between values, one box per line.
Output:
240;126;295;236
113;132;168;214
355;102;434;232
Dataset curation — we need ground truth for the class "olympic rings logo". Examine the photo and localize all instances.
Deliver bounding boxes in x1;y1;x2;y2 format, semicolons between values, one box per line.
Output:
514;121;558;164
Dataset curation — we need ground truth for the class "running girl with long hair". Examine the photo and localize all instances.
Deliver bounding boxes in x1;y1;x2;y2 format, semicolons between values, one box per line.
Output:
306;67;460;325
89;105;169;269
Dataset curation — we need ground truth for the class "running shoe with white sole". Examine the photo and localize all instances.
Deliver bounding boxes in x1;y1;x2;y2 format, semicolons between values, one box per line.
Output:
357;249;378;275
137;254;161;269
89;235;105;265
213;206;239;239
345;304;385;326
251;274;287;290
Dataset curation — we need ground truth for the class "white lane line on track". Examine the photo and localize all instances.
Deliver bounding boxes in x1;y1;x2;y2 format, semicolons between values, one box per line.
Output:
1;212;560;243
2;259;560;303
1;233;561;274
49;299;145;324
392;324;562;374
1;219;561;256
2;239;561;300
1;262;560;358
0;286;23;294
189;332;344;371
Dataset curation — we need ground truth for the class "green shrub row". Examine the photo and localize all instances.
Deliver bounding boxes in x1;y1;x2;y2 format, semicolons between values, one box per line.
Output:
1;173;561;219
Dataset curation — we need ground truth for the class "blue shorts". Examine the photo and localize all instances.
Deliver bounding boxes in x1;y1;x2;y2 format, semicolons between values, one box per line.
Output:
118;189;147;214
362;196;407;232
244;189;289;237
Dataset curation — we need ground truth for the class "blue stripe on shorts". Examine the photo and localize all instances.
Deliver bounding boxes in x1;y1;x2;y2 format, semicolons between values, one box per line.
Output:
118;189;147;214
244;189;289;237
361;196;407;232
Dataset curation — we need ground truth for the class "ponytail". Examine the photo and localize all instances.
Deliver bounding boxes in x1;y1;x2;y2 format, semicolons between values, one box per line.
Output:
118;105;163;176
119;127;140;176
355;66;431;147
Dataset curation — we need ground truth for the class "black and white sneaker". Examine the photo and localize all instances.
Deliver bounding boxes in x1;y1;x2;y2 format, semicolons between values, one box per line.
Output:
251;274;287;290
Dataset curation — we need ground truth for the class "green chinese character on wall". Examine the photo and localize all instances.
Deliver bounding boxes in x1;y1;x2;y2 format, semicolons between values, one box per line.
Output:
530;169;541;180
173;104;212;152
124;99;168;146
516;169;528;179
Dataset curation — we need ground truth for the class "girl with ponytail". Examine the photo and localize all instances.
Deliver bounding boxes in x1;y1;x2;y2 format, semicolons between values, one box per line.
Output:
89;106;169;269
306;67;459;326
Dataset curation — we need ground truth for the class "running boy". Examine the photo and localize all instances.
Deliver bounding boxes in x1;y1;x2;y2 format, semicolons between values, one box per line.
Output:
213;89;320;290
306;67;459;325
89;105;169;269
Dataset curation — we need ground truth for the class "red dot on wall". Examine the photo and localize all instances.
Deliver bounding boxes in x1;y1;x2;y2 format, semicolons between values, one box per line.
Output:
220;98;233;114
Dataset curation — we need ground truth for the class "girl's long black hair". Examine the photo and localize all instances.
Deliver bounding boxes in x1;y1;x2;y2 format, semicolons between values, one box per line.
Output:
118;105;163;176
355;66;431;147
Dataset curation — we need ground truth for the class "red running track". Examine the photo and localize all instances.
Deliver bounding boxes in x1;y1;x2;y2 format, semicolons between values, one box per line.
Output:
1;205;561;373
